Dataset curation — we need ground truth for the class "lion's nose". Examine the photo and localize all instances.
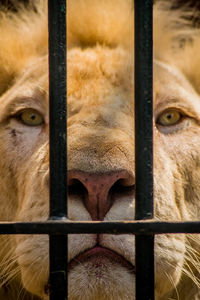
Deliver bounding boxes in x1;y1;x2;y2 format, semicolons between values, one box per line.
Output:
68;170;134;220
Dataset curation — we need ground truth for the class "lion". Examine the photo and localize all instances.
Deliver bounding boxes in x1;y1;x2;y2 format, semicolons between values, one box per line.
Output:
0;0;199;299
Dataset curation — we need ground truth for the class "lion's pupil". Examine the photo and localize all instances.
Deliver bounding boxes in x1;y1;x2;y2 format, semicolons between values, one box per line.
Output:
166;114;172;119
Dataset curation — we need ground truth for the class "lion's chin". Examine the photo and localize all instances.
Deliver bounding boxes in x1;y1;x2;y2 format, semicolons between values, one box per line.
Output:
68;253;135;300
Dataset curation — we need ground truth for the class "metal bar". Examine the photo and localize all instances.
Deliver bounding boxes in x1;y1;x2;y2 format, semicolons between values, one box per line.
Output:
48;1;67;299
0;221;200;234
134;0;153;219
134;0;154;299
135;236;154;299
49;235;68;299
48;0;67;220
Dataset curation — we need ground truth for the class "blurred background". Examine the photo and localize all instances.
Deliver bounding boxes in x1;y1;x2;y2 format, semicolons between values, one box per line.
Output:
0;0;200;10
0;0;200;26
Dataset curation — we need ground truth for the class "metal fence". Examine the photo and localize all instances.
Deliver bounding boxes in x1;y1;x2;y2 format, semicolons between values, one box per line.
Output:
0;0;200;299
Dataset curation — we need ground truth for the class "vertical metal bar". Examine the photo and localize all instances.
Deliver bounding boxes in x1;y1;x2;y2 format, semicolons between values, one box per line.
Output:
134;2;153;219
48;1;67;299
135;235;154;300
134;0;154;299
48;0;67;220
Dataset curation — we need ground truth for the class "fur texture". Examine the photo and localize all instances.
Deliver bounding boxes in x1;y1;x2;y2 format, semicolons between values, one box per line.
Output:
0;1;200;299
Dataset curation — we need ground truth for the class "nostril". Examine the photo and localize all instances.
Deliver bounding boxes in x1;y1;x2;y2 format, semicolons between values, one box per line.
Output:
68;179;87;197
118;175;135;187
110;179;135;195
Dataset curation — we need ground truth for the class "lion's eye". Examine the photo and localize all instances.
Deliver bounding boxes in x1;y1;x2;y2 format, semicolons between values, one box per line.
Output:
18;109;44;126
157;109;182;126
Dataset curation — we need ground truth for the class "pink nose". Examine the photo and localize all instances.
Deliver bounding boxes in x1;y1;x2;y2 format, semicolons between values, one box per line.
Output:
68;170;134;220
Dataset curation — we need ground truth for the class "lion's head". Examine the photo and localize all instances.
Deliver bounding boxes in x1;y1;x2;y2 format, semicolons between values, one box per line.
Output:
0;1;200;299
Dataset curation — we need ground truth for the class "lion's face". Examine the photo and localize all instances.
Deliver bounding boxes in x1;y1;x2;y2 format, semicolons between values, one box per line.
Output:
0;41;200;300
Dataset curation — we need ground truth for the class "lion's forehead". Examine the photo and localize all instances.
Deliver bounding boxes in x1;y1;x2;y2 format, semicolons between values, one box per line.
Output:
2;46;200;134
67;47;134;111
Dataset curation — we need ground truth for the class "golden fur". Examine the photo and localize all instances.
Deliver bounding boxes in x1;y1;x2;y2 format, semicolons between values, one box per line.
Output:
0;0;200;299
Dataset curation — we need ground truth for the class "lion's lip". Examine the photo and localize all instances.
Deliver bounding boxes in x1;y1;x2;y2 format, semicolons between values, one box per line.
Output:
68;246;135;271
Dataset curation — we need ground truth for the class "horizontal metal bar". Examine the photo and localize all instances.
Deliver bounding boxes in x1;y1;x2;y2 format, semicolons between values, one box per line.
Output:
0;221;199;234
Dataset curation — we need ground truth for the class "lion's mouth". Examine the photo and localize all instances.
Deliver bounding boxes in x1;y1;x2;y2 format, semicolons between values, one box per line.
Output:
68;246;135;272
45;247;135;295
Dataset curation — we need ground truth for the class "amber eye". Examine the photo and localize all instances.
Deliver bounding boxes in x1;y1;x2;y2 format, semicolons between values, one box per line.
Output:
157;109;182;126
18;109;44;126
